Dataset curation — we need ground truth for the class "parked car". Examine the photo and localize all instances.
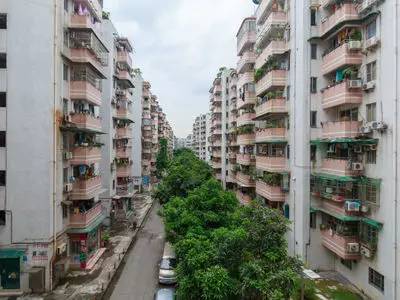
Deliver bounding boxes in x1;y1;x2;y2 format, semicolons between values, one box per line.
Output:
155;288;175;300
158;242;177;285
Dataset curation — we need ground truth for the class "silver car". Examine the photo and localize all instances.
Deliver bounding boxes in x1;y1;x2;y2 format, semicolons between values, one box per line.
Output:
155;288;175;300
159;243;177;285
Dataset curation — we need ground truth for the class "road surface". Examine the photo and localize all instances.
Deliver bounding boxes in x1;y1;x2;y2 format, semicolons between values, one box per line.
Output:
105;202;165;300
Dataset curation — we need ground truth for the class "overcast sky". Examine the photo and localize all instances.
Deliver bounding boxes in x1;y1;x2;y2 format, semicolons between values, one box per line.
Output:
104;0;256;138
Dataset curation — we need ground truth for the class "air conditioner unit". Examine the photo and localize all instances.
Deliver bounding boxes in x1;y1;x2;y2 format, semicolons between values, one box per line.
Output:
375;121;388;131
345;201;360;212
64;183;73;193
363;81;376;91
360;245;372;258
354;145;363;153
326;187;333;194
327;144;335;153
370;144;377;151
365;37;380;50
348;40;362;50
360;126;373;134
56;243;67;255
63;151;73;160
348;79;362;89
347;243;360;253
352;163;364;171
361;205;370;213
370;121;379;130
64;115;71;123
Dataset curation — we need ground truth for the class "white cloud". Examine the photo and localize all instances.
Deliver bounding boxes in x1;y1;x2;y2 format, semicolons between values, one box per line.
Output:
104;0;256;137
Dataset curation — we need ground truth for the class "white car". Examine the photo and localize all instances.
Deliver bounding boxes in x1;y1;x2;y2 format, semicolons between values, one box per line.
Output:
158;242;177;285
155;288;175;300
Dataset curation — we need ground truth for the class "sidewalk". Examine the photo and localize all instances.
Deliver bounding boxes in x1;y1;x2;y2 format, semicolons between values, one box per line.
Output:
19;194;154;300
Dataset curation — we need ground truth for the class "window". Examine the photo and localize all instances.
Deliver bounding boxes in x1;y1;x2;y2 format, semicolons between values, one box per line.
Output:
340;259;352;270
310;9;317;26
366;19;377;40
286;145;290;159
369;268;384;292
0;131;5;147
63;168;69;183
367;150;377;164
310;77;317;93
366;61;377;82
0;14;6;29
62;205;68;219
310;145;317;162
367;103;376;122
0;92;5;107
63;64;69;81
310;111;317;128
63;30;69;47
286;86;290;100
311;44;317;59
64;0;68;12
0;53;6;69
0;171;5;186
310;212;316;229
113;180;116;189
0;210;5;225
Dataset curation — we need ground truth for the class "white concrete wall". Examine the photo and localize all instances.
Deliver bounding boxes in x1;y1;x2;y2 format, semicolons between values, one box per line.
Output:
132;73;143;186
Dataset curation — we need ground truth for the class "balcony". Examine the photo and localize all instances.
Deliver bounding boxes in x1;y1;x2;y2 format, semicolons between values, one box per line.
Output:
320;158;363;177
320;4;360;37
116;182;134;197
212;128;222;135
236;91;257;110
70;147;101;165
212;151;222;158
75;0;103;21
255;40;287;70
256;181;285;202
236;112;256;127
229;115;237;124
215;173;222;181
255;98;287;119
237;51;256;74
236;154;255;166
237;29;256;56
212;106;222;114
116;127;132;139
116;147;131;159
255;70;287;97
70;81;102;106
117;50;133;70
237;72;254;89
255;128;287;143
321;81;363;109
256;156;287;172
236;190;252;205
212;161;222;169
116;107;131;120
117;70;134;87
236;172;255;188
256;11;287;49
70;113;102;131
321;230;361;260
322;42;363;75
237;133;255;145
322;121;361;139
71;176;102;200
69;48;106;78
319;200;360;217
212;118;222;126
116;165;132;177
69;202;103;229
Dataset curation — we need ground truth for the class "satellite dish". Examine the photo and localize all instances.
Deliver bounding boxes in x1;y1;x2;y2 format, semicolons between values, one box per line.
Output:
252;0;260;4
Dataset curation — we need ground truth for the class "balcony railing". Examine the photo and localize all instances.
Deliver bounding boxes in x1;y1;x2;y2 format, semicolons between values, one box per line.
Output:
69;48;106;77
77;0;103;21
70;81;102;106
321;81;363;109
212;161;222;169
236;154;255;166
116;182;134;197
237;113;256;127
116;147;131;159
70;146;102;165
237;72;255;89
256;0;274;25
117;50;133;70
255;98;287;118
236;172;256;187
255;70;287;97
322;42;363;75
320;158;363;177
237;91;257;110
321;230;361;260
116;165;132;177
320;3;360;37
322;121;361;139
237;51;256;74
69;202;103;228
70;113;102;131
71;176;102;200
256;11;287;49
236;190;252;205
117;70;134;86
116;107;131;119
255;40;287;70
212;151;222;158
256;156;287;172
116;127;132;139
237;30;256;56
256;128;287;143
237;133;256;145
256;181;285;202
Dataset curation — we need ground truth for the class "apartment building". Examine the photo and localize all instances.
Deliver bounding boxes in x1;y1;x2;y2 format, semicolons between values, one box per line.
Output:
191;113;210;161
185;134;193;149
248;0;400;298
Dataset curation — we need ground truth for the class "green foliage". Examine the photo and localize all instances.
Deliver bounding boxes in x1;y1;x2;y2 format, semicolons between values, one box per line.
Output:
237;124;254;135
156;138;169;179
159;152;302;299
260;172;282;186
350;29;362;41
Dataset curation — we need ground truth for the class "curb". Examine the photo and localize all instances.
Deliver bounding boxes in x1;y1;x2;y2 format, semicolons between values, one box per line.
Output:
97;198;156;300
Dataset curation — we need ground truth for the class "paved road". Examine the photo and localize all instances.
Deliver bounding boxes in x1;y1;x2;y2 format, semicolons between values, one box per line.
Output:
105;202;165;300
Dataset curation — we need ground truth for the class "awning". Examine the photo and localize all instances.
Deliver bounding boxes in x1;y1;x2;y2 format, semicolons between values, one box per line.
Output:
60;125;106;135
0;249;25;259
362;218;383;229
311;138;378;145
312;173;357;182
255;140;288;144
313;207;360;222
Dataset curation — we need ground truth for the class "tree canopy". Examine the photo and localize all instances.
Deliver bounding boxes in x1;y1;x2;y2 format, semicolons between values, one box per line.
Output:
159;151;302;300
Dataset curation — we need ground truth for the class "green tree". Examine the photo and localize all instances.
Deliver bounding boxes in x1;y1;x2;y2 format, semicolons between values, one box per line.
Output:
156;138;169;179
